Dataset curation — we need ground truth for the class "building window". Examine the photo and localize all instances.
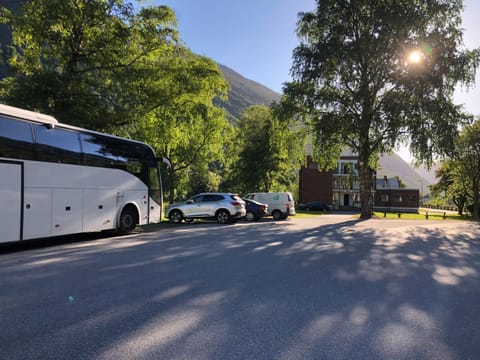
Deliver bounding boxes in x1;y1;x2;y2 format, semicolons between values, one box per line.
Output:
381;194;389;202
408;195;416;202
393;195;403;203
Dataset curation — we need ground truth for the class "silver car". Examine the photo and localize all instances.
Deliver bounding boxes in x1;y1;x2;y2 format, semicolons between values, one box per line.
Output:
166;192;246;224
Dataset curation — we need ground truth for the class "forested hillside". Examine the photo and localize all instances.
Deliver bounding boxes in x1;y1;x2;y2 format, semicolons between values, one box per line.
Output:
215;63;281;122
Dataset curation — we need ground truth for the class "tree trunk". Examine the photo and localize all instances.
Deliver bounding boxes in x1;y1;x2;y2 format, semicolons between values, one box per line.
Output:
473;180;479;220
358;151;374;219
453;196;465;216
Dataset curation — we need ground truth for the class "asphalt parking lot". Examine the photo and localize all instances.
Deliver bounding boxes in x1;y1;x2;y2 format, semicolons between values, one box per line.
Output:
1;215;480;359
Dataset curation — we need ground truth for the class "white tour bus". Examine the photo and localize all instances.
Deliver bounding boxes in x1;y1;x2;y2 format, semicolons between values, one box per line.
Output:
0;104;163;243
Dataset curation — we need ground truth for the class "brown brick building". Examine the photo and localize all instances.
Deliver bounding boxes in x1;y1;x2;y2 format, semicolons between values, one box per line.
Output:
299;154;420;212
373;176;419;212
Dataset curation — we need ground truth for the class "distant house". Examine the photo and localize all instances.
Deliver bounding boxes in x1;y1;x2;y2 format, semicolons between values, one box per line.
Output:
299;154;420;212
374;176;419;213
299;154;361;210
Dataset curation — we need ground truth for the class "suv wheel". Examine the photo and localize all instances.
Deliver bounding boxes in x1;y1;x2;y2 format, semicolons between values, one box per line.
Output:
216;209;230;224
169;210;183;224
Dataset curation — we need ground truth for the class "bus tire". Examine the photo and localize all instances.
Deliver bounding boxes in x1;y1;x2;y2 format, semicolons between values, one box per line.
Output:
118;205;138;234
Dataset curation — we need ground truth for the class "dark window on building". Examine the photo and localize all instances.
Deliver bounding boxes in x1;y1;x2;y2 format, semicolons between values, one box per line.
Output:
0;116;35;159
381;194;389;202
34;125;82;164
393;194;403;203
408;195;416;202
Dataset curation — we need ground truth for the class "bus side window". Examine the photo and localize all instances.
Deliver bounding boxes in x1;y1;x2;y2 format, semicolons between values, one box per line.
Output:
81;133;115;168
0;116;35;160
34;125;82;165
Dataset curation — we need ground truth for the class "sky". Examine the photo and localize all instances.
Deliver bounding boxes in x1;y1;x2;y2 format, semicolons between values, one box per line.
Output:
145;0;480;161
145;0;317;92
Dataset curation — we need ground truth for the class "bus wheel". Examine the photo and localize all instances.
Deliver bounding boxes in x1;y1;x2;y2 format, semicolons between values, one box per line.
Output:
119;206;138;234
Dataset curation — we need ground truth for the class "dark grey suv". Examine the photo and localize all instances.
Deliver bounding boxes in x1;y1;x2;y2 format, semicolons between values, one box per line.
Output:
166;193;246;224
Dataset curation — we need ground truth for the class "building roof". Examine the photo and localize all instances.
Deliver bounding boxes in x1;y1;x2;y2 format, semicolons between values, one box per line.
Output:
376;177;400;189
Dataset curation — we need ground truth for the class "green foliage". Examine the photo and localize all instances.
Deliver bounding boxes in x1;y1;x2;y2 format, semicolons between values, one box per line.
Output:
0;0;234;202
131;51;231;201
430;160;469;214
0;1;180;130
225;104;305;195
282;0;480;218
431;119;480;217
454;119;480;218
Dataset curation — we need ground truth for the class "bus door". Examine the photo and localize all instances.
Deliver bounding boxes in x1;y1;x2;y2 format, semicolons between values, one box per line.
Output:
0;161;22;242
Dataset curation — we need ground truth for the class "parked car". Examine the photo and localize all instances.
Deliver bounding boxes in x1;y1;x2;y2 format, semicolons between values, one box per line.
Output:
166;193;246;224
243;198;269;221
299;201;330;211
243;192;296;220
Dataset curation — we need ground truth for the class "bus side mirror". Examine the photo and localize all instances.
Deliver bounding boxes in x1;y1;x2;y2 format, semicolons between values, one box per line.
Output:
157;157;171;168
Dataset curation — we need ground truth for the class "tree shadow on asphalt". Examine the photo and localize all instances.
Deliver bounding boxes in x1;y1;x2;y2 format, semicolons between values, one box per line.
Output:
2;218;480;359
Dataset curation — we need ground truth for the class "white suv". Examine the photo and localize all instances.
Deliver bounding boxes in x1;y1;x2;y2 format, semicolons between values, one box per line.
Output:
166;192;246;224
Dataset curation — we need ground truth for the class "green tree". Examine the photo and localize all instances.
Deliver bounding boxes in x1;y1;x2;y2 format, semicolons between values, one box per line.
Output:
454;119;480;219
0;0;178;130
132;50;231;202
228;104;304;194
430;120;480;218
1;0;233;202
430;160;469;215
283;0;480;218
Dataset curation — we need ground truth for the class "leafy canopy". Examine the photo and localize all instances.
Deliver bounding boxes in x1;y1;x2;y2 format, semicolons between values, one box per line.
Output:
227;104;304;194
0;0;179;130
283;0;480;217
1;0;234;202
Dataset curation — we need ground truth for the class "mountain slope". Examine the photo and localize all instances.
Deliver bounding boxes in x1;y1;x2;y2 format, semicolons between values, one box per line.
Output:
215;63;281;122
378;153;434;191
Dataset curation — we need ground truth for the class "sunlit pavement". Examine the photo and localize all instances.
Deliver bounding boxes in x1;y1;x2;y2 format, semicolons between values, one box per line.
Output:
1;216;479;359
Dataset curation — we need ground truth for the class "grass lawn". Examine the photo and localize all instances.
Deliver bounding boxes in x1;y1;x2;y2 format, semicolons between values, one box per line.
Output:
294;210;331;218
296;208;473;221
372;208;471;221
